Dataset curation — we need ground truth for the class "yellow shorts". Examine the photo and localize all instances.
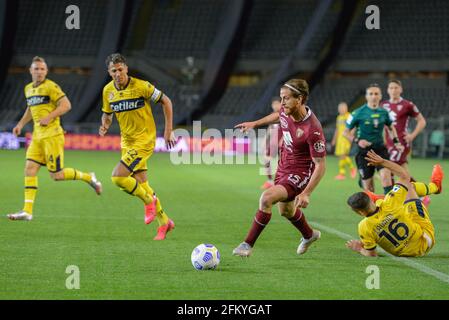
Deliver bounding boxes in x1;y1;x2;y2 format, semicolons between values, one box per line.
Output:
120;145;154;173
404;199;435;256
26;134;65;172
335;138;351;156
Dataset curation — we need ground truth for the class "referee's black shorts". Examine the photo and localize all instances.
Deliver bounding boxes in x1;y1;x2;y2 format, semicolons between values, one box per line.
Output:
355;145;390;180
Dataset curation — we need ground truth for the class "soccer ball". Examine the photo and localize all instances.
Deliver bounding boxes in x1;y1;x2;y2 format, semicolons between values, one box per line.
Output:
191;244;220;270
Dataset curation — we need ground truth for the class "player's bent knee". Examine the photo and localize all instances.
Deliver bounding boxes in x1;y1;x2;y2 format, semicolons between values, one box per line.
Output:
25;168;38;177
25;163;40;176
50;170;64;181
259;192;277;210
112;162;132;177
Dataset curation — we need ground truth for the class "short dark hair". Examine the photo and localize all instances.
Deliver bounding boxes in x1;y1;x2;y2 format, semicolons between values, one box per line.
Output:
105;53;127;67
388;79;402;87
347;192;371;211
366;83;381;91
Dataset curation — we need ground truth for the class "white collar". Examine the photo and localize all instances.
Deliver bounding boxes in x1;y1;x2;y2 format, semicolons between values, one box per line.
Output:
302;106;312;121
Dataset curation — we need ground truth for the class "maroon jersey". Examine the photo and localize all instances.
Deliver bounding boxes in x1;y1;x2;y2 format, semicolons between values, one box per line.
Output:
274;107;326;200
381;98;420;148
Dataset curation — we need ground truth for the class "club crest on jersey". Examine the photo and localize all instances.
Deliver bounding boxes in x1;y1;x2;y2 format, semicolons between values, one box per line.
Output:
296;128;304;138
313;140;325;153
397;105;403;111
280;117;288;129
108;92;115;101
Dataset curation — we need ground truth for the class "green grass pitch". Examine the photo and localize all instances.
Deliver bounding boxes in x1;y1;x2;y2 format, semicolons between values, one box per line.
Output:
1;149;448;299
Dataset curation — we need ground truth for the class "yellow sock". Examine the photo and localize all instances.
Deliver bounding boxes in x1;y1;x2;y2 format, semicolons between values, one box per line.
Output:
112;176;151;204
338;159;346;175
139;181;155;198
139;181;169;226
156;210;169;225
23;176;38;214
63;168;92;183
412;182;439;196
345;156;354;169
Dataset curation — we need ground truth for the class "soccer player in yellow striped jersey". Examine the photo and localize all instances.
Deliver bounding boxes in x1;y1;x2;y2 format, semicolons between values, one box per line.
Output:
7;56;102;221
99;53;177;240
346;150;444;257
331;102;356;180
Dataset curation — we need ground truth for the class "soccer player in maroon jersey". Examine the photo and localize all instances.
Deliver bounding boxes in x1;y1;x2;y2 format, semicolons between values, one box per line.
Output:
260;97;282;190
364;80;429;205
382;80;427;171
232;79;326;257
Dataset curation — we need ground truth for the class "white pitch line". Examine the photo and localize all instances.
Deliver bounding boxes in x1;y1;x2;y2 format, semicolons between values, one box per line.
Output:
311;221;449;285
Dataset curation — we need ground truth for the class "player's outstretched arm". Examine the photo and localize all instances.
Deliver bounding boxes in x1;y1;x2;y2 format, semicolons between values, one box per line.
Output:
99;112;113;136
160;94;176;149
39;96;71;126
366;150;420;200
13;107;33;136
365;150;410;186
346;240;378;257
235;112;279;133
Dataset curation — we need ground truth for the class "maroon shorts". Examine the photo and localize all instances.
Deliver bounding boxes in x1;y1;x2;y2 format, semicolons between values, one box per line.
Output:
275;172;311;202
387;145;411;165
